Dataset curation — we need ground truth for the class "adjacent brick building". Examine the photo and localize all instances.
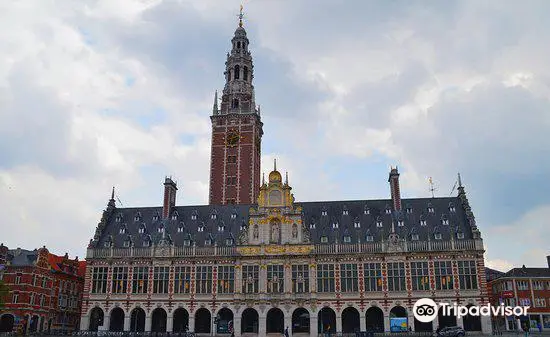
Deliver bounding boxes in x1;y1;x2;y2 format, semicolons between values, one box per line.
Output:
488;259;550;331
0;244;86;333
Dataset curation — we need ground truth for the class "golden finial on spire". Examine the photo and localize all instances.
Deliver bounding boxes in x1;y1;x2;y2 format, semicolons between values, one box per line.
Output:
238;4;244;27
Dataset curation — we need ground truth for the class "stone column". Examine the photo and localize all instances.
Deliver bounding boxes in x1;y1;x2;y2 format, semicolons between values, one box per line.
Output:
309;263;316;292
360;312;366;332
310;314;318;337
384;314;390;332
284;263;292;293
260;265;267;293
481;315;492;334
234;316;242;337
408;313;415;331
336;313;342;333
189;315;195;332
80;315;89;331
166;315;173;333
103;314;110;331
124;315;131;331
235;264;242;293
145;314;152;332
284;312;292;332
259;313;266;336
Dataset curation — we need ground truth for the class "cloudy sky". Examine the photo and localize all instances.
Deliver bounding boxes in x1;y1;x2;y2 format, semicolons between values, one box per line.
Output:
0;0;548;270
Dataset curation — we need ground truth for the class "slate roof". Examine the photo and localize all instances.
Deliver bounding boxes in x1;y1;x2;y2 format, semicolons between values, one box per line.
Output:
6;249;38;266
500;266;550;278
93;196;475;248
485;267;505;282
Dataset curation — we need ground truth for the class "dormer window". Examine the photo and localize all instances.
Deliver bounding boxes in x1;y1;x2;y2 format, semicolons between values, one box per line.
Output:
332;222;339;229
310;222;316;229
320;235;328;243
171;212;178;220
134;213;141;222
420;216;427;226
376;217;383;228
411;234;419;241
115;214;122;223
138;224;146;234
442;218;449;225
240;222;247;231
177;223;185;233
152;214;159;221
343;209;348;215
449;203;456;213
428;204;435;213
183;238;191;246
123;240;131;247
406;206;413;214
198;224;205;232
104;241;111;248
343;235;352;243
434;233;442;240
385;208;391;215
321;210;327;216
354;220;360;228
397;220;404;227
211;213;217;220
231;213;237;219
225;238;233;246
143;239;150;247
366;234;374;242
218;225;225;232
364;207;370;215
191;214;197;220
119;226;126;234
205;239;212;246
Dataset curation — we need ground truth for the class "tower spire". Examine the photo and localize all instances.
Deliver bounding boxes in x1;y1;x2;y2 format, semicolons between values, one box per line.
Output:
458;172;463;188
274;158;277;171
213;90;218;114
285;171;289;185
111;186;115;200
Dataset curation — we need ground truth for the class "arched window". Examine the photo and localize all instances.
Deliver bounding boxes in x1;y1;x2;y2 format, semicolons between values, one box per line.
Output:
243;66;248;81
234;65;240;80
232;99;239;109
237;41;241;49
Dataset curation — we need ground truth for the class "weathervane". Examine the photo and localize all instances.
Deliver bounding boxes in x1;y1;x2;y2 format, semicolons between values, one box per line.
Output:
428;177;438;198
238;4;244;27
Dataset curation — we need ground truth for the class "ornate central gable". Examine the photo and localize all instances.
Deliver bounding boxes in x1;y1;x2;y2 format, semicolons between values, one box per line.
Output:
240;160;310;246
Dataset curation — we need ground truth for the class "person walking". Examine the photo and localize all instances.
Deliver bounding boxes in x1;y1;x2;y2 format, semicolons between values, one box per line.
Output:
284;326;290;337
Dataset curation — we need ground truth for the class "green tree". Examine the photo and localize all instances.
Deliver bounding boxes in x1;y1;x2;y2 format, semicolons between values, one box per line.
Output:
0;279;9;309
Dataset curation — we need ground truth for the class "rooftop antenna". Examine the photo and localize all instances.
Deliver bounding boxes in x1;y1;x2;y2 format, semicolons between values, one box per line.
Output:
428;177;438;198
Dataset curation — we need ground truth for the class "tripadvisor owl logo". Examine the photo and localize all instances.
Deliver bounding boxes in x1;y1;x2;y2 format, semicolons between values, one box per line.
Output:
413;298;530;323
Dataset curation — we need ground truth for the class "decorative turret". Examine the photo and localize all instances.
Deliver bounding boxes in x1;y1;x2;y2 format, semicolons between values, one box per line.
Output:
388;166;402;212
90;187;118;247
457;173;481;238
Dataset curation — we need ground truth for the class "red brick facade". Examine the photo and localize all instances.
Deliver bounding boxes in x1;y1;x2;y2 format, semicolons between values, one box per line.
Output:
0;244;85;334
209;113;262;205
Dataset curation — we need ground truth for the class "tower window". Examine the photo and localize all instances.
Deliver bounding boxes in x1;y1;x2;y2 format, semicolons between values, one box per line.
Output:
237;41;241;49
232;99;239;109
243;66;248;81
234;65;240;80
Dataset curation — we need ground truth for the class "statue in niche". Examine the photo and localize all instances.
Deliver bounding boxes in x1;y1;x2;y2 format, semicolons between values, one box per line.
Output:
292;223;298;239
270;220;280;243
253;224;259;240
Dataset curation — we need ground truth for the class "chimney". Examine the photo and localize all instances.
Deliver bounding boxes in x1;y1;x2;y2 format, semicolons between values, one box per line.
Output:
162;177;178;219
388;166;402;211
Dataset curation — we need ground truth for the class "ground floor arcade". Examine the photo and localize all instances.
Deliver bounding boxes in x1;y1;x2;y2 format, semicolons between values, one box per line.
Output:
80;303;491;336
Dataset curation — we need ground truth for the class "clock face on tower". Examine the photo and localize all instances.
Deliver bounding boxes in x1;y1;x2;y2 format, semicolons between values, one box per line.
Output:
226;131;240;147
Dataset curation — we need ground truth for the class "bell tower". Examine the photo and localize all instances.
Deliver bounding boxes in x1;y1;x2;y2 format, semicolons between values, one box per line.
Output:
209;7;263;205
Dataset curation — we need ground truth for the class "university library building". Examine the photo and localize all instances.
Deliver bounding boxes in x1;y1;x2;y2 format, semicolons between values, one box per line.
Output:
80;15;490;337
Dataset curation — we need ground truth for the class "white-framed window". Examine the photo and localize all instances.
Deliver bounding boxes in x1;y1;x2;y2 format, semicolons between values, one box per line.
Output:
115;215;122;222
533;281;544;290
205;239;212;246
310;223;316;229
411;234;419;241
240;223;246;231
15;275;21;284
13;293;19;303
171;213;178;220
366;235;374;242
343;209;348;215
457;232;465;239
198;225;204;232
434;233;442;240
385;208;391;214
143;239;151;247
178;225;184;233
534;298;546;307
158;226;164;233
152;214;159;221
364;208;370;215
376;218;383;227
104;241;111;248
442;218;449;225
343;235;351;243
428;206;435;213
321;210;327;216
119;227;126;234
398;220;404;227
420;219;427;226
138;226;145;234
320;236;328;243
183;239;191;246
218;225;225;232
406;207;413;214
211;213;217;220
449;205;456;213
134;214;141;221
332;222;339;229
123;240;130;247
517;281;529;290
225;238;233;246
231;213;237;219
354;221;360;228
191;214;197;220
